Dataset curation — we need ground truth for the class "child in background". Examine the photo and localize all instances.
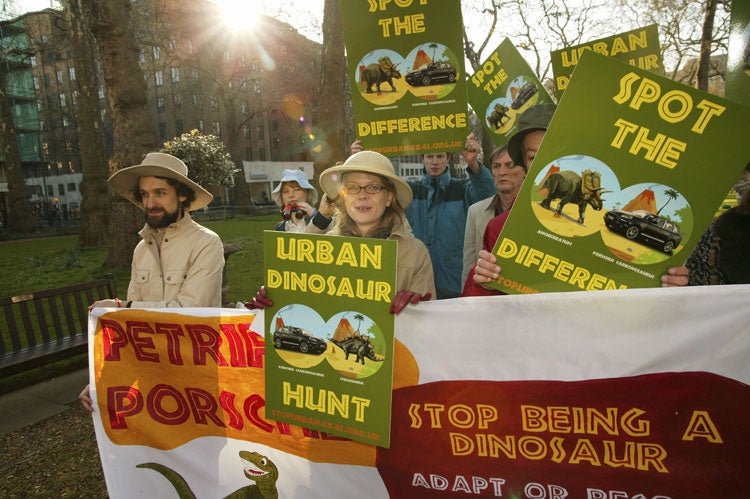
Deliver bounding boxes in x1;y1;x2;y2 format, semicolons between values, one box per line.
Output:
272;169;318;232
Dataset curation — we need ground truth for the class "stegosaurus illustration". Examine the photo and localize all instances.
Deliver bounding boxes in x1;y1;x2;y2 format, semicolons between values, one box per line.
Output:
137;450;278;499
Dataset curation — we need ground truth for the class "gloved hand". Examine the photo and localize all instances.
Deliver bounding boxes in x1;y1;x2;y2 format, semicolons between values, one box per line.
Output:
244;286;273;310
390;290;432;315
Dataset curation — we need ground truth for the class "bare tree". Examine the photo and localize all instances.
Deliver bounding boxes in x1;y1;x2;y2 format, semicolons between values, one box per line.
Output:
0;16;39;232
89;0;157;268
311;0;352;183
61;0;110;247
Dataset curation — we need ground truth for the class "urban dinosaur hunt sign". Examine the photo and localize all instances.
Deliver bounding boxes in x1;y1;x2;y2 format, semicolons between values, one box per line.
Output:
263;231;398;447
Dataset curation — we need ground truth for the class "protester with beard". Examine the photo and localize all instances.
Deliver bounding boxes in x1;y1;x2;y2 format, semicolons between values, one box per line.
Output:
90;152;224;309
81;153;224;411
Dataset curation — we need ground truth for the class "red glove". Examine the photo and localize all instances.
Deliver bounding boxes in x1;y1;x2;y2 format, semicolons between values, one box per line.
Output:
244;286;273;310
390;290;432;314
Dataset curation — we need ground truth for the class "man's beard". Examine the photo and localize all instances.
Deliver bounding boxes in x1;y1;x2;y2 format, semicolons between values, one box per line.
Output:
146;208;181;228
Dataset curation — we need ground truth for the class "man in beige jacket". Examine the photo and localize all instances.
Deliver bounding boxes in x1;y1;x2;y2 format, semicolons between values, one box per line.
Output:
81;152;224;410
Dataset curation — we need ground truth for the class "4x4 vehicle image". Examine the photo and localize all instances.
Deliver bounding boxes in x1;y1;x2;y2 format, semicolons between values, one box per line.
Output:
604;209;682;254
405;61;457;86
511;82;538;109
273;325;327;354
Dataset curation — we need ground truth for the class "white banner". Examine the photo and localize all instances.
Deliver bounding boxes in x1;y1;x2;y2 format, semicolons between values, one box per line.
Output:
89;285;750;498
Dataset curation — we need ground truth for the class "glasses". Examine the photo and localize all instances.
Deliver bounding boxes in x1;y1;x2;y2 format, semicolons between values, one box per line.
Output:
343;183;386;195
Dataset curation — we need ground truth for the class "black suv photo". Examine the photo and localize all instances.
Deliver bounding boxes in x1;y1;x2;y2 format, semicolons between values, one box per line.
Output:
604;209;682;254
510;82;538;109
405;61;457;86
272;325;327;354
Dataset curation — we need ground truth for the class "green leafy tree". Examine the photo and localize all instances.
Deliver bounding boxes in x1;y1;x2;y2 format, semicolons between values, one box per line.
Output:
161;130;239;190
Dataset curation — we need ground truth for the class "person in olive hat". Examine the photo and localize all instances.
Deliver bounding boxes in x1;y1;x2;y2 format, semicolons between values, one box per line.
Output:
81;152;225;412
462;103;557;297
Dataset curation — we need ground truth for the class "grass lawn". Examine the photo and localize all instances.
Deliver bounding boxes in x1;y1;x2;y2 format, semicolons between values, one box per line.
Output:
0;214;276;304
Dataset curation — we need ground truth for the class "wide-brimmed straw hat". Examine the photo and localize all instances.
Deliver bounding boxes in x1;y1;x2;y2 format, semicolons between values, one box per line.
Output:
507;103;557;166
271;169;318;207
108;152;213;211
319;151;413;209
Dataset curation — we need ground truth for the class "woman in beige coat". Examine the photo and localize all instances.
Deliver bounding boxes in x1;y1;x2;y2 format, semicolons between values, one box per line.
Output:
250;150;435;314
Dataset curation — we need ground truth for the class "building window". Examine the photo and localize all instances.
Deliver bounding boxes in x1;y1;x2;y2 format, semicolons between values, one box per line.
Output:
69;67;76;81
253;80;261;94
41;34;48;43
251;60;258;71
47;184;54;197
155;71;163;86
99;85;105;99
241;101;248;115
56;70;63;83
210;96;219;112
198;119;204;132
243;124;250;139
176;119;184;135
152;46;161;60
157;96;165;112
193;94;202;108
171;67;180;83
212;121;221;136
30;56;37;66
58;184;65;195
256;123;264;138
33;77;40;90
67;182;77;192
245;147;253;161
139;49;145;63
72;90;77;105
62;116;69;127
240;78;247;91
159;122;167;140
173;93;181;108
259;147;266;161
59;93;67;107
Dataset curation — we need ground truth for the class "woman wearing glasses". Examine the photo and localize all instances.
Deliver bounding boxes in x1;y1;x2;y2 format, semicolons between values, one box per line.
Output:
249;151;435;314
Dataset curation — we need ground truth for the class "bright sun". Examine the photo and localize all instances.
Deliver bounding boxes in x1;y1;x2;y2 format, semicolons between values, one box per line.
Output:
216;0;262;32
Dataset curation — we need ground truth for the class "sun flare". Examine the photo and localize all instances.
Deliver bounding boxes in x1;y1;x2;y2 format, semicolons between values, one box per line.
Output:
215;0;261;32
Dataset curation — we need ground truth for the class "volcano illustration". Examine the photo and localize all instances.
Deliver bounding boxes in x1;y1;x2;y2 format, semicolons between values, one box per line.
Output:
622;189;657;213
535;164;561;197
412;49;432;70
332;318;357;342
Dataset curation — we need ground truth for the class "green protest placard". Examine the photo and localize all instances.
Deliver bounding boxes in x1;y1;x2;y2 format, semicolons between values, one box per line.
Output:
339;0;467;156
551;24;663;98
726;0;750;105
263;231;397;447
487;51;750;295
467;38;554;146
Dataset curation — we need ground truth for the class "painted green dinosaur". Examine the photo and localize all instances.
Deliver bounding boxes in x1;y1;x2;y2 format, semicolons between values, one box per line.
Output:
137;450;279;499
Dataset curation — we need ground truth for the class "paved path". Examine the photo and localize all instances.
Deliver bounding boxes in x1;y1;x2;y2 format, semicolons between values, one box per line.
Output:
0;368;88;436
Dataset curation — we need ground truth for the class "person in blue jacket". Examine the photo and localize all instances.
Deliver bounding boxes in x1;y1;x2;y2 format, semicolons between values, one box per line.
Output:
352;133;495;298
